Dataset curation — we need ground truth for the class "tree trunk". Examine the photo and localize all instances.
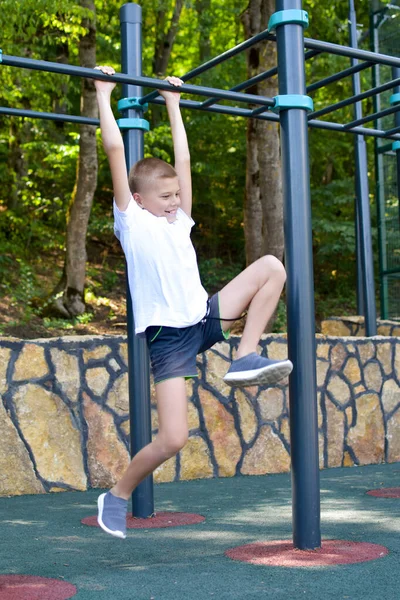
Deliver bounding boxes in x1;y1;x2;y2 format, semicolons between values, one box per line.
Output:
7;121;27;212
153;0;184;77
55;0;97;317
242;0;283;265
196;0;212;63
151;0;184;127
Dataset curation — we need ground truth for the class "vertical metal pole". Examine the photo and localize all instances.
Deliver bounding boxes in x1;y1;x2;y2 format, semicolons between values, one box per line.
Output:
392;68;400;227
275;0;321;549
349;0;377;336
371;10;388;320
355;209;365;315
120;3;154;518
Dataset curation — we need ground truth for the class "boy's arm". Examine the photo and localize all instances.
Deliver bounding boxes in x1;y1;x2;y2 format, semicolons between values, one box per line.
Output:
95;67;131;212
161;78;192;218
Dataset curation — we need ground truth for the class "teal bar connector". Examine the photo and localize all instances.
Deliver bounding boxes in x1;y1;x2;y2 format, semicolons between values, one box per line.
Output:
390;93;400;106
392;141;400;151
268;10;309;32
117;118;150;131
118;97;148;112
0;49;2;63
270;94;314;113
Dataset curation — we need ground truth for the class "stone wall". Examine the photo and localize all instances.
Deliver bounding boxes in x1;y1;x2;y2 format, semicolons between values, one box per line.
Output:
1;333;400;497
321;316;400;337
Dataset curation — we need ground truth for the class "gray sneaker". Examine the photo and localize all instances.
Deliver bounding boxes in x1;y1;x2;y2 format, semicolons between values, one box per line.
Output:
97;491;128;539
223;352;293;387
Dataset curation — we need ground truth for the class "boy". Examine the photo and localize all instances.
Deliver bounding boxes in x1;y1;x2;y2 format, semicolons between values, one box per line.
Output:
94;66;292;539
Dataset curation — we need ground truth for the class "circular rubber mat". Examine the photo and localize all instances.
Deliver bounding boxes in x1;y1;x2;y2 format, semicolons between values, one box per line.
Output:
81;511;205;529
0;575;77;600
367;487;400;498
225;539;389;567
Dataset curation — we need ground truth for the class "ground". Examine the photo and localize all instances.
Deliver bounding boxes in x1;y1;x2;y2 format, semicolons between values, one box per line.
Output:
1;464;400;600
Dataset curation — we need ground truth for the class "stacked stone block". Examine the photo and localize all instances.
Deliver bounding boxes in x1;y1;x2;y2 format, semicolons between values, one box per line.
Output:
321;316;400;337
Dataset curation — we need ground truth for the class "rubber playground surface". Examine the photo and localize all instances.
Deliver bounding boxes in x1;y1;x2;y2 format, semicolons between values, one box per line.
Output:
2;463;400;599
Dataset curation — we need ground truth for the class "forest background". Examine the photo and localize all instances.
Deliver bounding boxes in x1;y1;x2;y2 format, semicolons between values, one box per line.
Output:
0;0;383;338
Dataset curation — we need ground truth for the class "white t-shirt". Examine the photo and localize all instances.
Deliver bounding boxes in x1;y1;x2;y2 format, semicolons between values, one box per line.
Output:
113;197;209;334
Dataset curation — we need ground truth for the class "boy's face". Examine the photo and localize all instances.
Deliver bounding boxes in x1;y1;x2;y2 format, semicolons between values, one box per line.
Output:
134;177;180;223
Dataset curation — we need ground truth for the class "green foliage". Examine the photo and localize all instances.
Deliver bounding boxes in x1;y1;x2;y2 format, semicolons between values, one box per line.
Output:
0;250;43;322
198;258;243;295
43;312;94;331
271;300;287;334
0;0;391;335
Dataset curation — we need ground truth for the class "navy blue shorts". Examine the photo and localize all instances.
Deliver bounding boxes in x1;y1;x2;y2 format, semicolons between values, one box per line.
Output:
145;293;229;385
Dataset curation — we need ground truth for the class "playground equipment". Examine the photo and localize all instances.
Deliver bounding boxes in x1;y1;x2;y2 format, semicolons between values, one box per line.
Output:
371;0;400;320
2;0;400;550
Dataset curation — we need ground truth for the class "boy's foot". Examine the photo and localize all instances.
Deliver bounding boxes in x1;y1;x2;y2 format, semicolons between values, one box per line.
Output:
223;352;293;388
97;491;128;539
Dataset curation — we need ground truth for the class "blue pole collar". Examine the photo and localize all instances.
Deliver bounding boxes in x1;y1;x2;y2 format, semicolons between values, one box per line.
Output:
117;97;148;112
390;93;400;106
270;94;314;113
393;140;400;152
268;10;309;32
117;118;150;131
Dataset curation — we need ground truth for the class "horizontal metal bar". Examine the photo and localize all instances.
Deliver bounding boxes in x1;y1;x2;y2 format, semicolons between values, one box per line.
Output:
384;124;400;137
381;267;400;276
151;97;400;140
0;106;99;125
307;61;373;93
307;117;400;140
309;76;400;120
3;96;400;143
151;96;272;120
377;143;395;153
200;49;320;110
1;54;275;108
302;36;400;69
266;31;400;68
200;67;279;110
343;103;400;130
251;105;271;117
140;28;271;105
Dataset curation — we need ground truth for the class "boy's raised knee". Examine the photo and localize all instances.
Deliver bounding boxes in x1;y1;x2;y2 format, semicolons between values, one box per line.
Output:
259;255;286;283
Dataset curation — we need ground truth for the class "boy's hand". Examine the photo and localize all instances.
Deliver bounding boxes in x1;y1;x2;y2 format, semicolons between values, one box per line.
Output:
158;76;183;104
94;65;116;95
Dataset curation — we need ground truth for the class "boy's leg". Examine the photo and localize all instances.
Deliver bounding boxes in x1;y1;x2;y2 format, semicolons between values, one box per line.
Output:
218;255;292;386
97;377;188;538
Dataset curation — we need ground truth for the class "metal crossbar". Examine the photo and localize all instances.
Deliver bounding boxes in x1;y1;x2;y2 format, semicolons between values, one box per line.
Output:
3;95;400;142
343;103;400;130
139;28;272;105
0;106;98;125
384;124;400;137
3;30;400;141
307;61;373;93
309;77;400;120
199;50;319;110
1;54;275;109
300;35;400;69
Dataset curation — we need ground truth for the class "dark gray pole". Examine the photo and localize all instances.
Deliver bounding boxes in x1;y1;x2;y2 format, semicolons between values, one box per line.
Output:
349;0;377;336
392;68;400;226
348;5;364;316
120;2;154;518
275;0;321;549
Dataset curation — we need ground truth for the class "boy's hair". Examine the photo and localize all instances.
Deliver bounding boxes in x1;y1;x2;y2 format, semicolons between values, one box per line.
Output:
129;157;177;194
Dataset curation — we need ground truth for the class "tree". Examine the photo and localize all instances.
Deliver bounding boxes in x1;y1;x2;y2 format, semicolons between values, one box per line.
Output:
54;0;98;317
241;0;283;265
